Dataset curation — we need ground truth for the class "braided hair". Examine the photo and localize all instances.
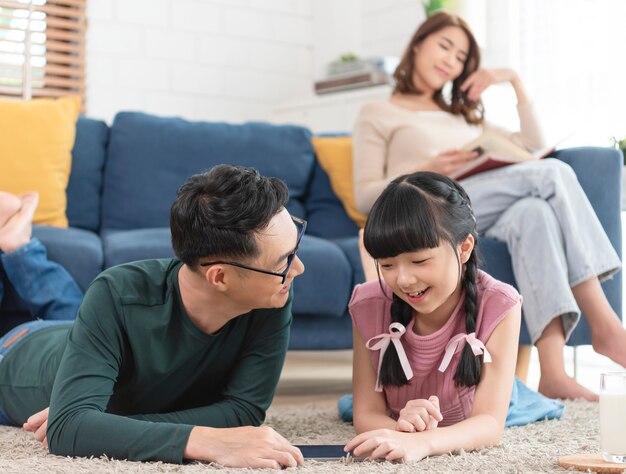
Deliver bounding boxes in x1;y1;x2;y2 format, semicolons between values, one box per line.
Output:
363;171;482;388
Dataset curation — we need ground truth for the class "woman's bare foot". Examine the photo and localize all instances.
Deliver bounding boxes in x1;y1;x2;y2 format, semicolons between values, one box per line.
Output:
538;374;598;402
0;191;22;228
591;320;626;368
0;192;39;253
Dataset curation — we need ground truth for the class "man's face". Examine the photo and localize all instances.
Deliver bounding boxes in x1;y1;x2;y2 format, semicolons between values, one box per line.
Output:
229;208;306;310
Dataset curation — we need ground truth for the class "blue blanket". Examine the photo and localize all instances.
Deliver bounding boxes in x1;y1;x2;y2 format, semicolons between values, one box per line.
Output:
338;377;564;427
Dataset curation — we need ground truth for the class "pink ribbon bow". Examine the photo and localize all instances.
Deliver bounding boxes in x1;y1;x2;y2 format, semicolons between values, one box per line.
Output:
438;332;492;373
365;322;414;392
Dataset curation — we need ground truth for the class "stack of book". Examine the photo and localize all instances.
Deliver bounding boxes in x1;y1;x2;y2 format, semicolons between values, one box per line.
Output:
314;57;399;95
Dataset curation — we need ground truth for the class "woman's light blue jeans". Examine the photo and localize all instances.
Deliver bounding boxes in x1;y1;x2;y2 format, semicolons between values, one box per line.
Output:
1;238;83;321
461;159;621;343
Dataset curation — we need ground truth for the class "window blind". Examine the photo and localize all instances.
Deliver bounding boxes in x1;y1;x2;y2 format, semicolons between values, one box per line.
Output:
0;0;85;103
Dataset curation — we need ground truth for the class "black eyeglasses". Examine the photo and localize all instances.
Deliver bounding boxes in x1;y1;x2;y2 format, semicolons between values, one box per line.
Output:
200;216;307;284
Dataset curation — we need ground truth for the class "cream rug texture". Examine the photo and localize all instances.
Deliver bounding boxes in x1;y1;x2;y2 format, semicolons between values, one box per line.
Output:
0;400;601;473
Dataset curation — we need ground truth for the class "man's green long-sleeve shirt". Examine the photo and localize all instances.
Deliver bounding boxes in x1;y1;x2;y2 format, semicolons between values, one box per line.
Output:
0;259;292;463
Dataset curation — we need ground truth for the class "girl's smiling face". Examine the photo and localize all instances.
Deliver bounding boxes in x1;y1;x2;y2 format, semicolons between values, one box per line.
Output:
377;235;474;332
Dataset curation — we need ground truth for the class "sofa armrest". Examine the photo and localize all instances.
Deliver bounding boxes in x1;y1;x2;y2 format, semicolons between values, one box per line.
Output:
551;147;623;343
551;147;622;257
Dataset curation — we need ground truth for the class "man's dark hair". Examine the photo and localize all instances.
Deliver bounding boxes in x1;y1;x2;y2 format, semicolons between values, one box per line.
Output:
170;164;289;268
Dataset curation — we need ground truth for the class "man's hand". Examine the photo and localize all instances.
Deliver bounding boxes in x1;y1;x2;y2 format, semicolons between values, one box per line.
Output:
23;407;49;448
184;425;304;468
396;396;442;432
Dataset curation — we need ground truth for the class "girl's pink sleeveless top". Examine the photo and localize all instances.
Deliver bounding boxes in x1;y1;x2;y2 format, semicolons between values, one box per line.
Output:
350;270;521;426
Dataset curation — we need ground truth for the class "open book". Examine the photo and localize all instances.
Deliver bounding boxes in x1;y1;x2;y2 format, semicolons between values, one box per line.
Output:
450;129;567;181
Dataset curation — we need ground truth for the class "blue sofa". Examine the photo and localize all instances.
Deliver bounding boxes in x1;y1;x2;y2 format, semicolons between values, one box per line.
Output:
0;111;621;349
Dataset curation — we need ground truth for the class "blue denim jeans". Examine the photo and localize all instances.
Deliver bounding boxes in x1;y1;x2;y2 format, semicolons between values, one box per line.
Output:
1;238;83;321
461;159;621;343
0;320;73;425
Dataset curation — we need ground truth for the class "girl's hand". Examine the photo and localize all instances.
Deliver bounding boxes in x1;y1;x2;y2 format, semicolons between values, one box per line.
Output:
345;428;428;463
428;149;479;176
23;407;49;448
460;68;519;101
396;395;443;432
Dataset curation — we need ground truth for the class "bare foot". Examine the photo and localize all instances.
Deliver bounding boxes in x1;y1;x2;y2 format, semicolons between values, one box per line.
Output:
0;191;22;228
0;192;39;253
591;320;626;368
538;375;598;401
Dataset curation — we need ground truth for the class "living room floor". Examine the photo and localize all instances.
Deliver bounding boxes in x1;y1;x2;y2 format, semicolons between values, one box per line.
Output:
273;212;626;408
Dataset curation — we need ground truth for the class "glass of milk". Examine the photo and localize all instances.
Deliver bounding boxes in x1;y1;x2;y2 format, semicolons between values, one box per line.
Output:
600;372;626;463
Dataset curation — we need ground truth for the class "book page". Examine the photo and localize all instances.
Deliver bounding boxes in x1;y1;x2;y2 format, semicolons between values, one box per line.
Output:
461;129;534;161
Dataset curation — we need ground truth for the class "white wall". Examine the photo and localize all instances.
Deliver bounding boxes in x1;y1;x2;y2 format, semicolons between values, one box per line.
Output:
272;0;425;132
85;0;426;126
86;0;315;124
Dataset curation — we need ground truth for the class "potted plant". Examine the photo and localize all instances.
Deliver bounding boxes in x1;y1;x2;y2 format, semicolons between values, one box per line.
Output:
611;136;626;166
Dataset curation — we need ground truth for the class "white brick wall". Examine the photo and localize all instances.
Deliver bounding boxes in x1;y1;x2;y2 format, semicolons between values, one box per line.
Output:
86;0;314;123
360;0;424;59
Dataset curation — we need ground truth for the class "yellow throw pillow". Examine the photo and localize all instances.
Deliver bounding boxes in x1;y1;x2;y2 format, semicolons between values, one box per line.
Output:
312;136;367;228
0;96;81;228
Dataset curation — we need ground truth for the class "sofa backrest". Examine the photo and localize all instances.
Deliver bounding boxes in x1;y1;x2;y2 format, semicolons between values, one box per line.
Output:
101;112;315;231
303;159;359;238
67;116;109;232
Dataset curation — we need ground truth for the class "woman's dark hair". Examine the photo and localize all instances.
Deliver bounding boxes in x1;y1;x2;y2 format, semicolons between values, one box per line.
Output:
393;11;484;125
363;171;481;388
170;164;289;269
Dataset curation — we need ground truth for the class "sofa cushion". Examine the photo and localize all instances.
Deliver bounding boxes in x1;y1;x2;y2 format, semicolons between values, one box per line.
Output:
66;117;109;232
102;112;315;231
289;314;353;350
101;228;175;269
32;225;103;292
0;96;80;227
292;235;353;318
305;159;360;239
312;136;367;227
332;236;364;288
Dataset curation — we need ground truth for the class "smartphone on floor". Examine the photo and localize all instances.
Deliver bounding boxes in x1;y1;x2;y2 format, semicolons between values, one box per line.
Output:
296;444;364;462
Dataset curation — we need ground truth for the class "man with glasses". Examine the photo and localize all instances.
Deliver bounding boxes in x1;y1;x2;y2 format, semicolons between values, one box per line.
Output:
0;165;306;468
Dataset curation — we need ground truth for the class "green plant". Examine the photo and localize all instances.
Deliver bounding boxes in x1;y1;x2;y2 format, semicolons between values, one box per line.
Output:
611;136;626;166
422;0;456;16
338;53;359;63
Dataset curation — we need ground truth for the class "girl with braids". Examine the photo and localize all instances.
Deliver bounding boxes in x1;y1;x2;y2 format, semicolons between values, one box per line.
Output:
344;172;521;463
353;11;624;401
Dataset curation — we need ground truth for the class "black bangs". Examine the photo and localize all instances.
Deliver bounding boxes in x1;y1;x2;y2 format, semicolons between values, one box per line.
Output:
364;181;441;259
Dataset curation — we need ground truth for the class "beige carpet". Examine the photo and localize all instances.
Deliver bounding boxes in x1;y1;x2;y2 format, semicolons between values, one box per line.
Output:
0;400;603;473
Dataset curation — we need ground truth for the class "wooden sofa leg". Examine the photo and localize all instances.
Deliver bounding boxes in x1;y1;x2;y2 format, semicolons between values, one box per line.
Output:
515;345;532;382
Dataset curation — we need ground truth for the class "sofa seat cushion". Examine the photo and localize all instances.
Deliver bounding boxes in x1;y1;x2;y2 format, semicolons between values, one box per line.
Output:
32;226;103;292
1;226;101;326
289;313;353;350
102;228;174;269
331;236;364;288
102;112;315;231
292;235;353;318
